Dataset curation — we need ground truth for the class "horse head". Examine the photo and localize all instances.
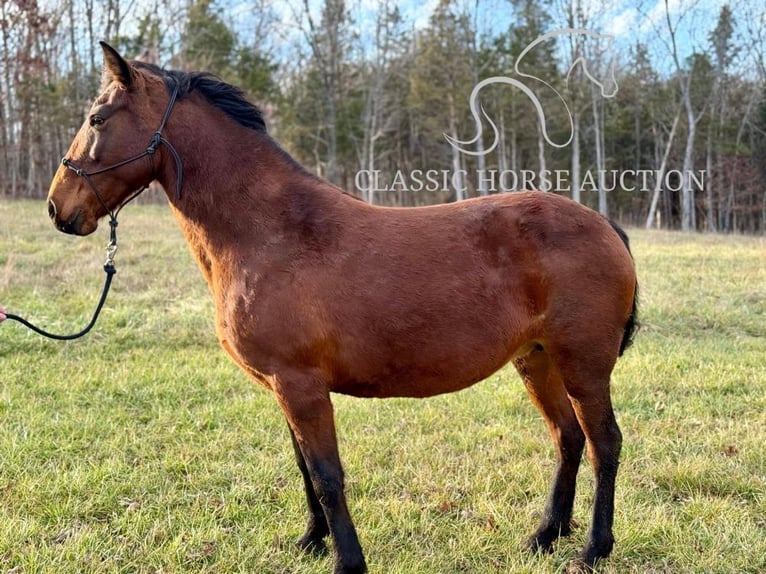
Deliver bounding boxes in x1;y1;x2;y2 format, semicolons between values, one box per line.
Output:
447;28;619;156
47;42;172;236
565;31;619;98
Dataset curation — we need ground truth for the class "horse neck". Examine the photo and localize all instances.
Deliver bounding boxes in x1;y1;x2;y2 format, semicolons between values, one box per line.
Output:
157;102;340;249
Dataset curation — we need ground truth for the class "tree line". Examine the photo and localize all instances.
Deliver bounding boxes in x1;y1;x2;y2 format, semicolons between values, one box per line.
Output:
1;0;764;233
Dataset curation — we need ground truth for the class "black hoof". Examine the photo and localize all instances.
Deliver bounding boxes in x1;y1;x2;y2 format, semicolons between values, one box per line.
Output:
525;523;572;554
568;537;614;573
296;533;328;555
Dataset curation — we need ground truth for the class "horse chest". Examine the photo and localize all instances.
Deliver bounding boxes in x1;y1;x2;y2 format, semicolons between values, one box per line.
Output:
212;270;312;372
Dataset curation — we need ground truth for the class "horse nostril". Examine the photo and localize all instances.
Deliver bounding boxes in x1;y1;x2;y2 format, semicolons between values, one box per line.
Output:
47;200;57;220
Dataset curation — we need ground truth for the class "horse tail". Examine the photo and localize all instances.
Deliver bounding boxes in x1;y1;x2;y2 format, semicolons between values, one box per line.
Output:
608;220;639;356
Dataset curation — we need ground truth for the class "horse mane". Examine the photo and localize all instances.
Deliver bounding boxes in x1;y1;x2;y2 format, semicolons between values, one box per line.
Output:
132;60;363;196
133;61;267;133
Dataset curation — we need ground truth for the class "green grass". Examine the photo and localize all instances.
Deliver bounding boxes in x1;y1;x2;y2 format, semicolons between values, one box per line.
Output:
1;198;765;573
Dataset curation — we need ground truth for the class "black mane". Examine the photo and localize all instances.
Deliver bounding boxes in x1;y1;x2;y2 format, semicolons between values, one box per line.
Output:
134;61;267;133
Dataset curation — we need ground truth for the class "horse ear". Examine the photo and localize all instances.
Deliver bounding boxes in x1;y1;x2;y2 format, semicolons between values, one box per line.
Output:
100;41;133;88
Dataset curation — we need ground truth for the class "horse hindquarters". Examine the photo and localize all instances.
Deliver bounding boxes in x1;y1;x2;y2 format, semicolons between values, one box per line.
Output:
512;219;633;571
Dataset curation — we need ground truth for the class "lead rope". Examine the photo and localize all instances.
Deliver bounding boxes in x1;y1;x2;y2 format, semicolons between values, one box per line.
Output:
4;216;120;340
4;179;151;341
4;79;181;340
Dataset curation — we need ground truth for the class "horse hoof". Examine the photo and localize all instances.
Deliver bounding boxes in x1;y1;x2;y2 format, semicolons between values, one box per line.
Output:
525;523;571;554
525;533;556;554
567;539;612;573
296;534;327;556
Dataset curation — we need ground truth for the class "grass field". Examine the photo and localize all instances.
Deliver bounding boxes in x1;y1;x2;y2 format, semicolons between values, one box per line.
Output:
1;198;764;574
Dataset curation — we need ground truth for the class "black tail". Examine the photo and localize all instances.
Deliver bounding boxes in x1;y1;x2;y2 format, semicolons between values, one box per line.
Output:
608;220;639;356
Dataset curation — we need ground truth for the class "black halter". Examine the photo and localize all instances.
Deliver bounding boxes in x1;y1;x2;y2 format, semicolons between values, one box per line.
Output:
4;80;183;340
62;78;184;217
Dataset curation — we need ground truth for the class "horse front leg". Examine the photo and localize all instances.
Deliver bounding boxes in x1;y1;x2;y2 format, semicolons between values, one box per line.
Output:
275;373;367;574
289;425;330;554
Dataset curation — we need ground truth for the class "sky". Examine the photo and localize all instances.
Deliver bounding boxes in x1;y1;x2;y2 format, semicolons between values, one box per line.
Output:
248;0;762;76
48;0;763;79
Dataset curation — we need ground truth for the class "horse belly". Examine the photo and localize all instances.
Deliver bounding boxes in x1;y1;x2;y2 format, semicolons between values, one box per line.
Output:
335;362;506;399
333;307;526;399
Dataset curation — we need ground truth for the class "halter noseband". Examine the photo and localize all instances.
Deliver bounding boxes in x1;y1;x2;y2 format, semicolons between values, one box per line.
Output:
61;79;184;223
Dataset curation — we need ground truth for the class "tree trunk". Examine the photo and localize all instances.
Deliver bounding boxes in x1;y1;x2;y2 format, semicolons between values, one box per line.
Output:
571;109;580;202
537;123;546;192
302;0;343;185
680;91;696;231
448;93;464;201
498;106;508;175
664;0;699;231
705;125;715;231
326;79;338;184
592;84;606;215
510;95;517;173
476;130;487;195
471;42;486;195
646;108;681;229
1;1;17;197
368;110;376;205
85;0;96;72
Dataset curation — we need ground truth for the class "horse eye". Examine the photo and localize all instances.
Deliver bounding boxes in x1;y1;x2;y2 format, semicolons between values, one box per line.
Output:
89;114;104;127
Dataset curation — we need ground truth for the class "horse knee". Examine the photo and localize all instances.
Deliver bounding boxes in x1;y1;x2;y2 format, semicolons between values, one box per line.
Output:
559;422;585;461
310;462;345;506
586;421;622;473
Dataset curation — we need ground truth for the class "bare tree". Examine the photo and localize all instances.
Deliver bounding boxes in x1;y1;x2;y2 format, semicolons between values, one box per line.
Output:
705;5;735;232
646;107;681;228
359;1;402;204
299;0;347;184
591;79;606;214
1;1;20;197
663;0;706;231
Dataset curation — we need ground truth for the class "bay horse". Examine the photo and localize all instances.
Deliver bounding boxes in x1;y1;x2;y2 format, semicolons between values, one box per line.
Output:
46;43;638;574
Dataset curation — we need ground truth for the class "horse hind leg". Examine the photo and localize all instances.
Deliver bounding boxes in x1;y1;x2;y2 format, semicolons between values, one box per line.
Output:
558;357;623;573
514;346;586;553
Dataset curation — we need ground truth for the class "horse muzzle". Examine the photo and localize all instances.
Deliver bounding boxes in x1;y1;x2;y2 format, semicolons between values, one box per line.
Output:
48;200;94;235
